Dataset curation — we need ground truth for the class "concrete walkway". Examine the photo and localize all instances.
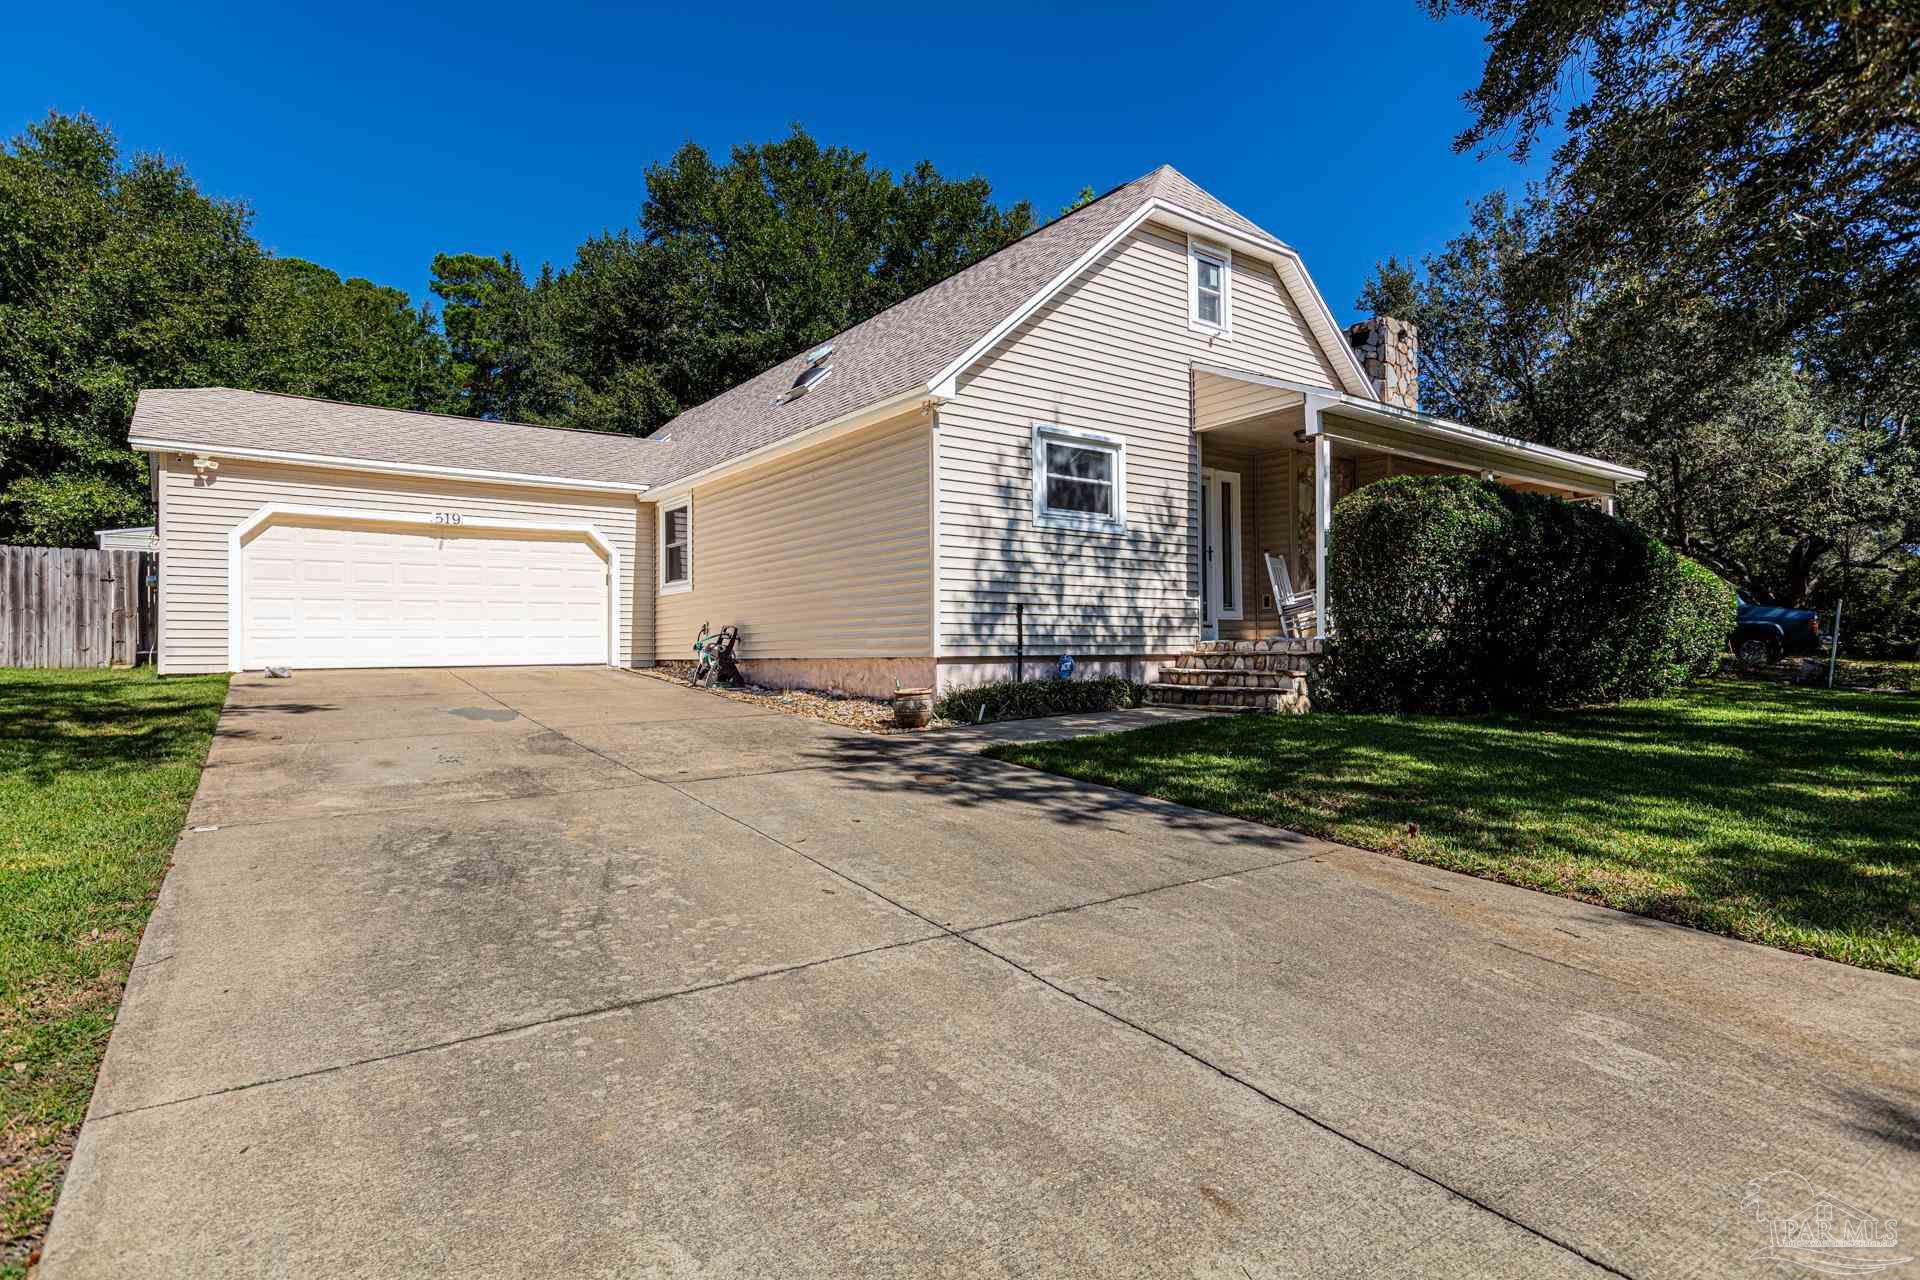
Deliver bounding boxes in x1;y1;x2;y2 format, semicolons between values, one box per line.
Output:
916;703;1217;751
42;667;1920;1278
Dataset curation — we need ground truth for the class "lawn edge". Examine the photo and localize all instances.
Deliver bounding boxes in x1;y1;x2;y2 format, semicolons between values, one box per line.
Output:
978;731;1918;982
3;671;230;1278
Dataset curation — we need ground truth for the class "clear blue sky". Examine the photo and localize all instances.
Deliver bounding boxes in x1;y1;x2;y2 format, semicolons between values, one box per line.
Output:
6;1;1544;327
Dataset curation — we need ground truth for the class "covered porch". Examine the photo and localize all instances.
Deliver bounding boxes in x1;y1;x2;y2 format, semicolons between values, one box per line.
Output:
1189;362;1643;642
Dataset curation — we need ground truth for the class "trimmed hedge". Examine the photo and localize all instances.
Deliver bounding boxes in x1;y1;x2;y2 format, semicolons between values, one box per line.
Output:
1318;476;1734;712
934;676;1142;725
1670;556;1737;677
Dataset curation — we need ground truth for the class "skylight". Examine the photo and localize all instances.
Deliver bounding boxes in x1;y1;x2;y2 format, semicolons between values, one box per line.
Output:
776;343;835;403
788;363;833;398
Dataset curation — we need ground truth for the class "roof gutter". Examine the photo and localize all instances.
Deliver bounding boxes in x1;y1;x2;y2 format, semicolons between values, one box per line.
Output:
128;438;654;495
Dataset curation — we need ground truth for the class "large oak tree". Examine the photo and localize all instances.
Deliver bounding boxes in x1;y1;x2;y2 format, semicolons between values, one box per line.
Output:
1388;1;1920;621
0;113;456;544
1429;0;1920;407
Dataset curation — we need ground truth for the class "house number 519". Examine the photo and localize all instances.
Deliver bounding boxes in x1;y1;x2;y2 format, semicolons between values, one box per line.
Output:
432;512;463;526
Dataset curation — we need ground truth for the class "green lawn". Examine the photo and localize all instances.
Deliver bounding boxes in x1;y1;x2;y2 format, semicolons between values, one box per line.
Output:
0;668;227;1275
988;676;1919;977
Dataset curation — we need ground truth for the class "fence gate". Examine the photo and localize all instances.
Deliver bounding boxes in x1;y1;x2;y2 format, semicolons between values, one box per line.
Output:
0;547;157;668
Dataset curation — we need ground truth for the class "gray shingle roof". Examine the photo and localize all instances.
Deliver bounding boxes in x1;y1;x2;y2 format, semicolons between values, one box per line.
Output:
131;166;1295;493
129;388;668;488
645;165;1286;484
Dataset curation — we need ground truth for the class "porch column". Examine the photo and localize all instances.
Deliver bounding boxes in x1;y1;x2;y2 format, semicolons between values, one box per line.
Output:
1312;412;1332;637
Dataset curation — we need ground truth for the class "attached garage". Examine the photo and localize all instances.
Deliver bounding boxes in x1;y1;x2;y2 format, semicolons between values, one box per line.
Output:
131;389;661;675
234;509;616;670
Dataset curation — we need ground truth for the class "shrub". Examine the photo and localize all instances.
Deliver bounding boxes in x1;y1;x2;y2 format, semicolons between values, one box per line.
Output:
1313;476;1507;712
1665;555;1738;681
934;676;1141;725
1845;631;1920;660
1323;475;1735;712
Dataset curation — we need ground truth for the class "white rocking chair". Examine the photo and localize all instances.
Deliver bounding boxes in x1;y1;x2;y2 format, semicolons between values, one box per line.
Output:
1265;552;1318;639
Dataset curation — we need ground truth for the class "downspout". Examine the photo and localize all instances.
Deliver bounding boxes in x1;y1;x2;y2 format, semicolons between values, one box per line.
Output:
1015;601;1025;684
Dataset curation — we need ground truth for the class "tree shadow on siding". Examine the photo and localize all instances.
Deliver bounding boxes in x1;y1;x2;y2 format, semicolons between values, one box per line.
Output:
941;423;1200;679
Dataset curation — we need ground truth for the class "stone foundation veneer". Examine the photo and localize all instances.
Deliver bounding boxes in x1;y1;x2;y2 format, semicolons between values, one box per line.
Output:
648;643;1323;708
935;655;1180;693
1145;638;1324;713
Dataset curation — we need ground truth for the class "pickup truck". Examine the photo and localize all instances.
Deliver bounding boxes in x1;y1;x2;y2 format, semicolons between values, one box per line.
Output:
1731;597;1822;665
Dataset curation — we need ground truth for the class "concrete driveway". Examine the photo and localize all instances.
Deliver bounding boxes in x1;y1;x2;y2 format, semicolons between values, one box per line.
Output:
42;667;1919;1278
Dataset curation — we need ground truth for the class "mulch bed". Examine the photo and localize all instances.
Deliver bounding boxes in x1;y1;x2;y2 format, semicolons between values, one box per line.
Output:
629;667;953;733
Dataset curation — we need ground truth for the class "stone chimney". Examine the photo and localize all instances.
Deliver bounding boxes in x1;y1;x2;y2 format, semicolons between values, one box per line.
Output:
1346;316;1419;410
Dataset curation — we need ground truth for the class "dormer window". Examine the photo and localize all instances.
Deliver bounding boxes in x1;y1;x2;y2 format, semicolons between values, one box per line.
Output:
1188;238;1231;336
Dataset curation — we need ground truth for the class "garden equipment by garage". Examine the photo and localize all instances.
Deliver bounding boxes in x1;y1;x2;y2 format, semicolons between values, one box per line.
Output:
690;622;743;688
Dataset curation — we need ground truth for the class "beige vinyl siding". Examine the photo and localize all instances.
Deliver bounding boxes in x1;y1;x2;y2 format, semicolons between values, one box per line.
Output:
1255;449;1294;600
153;454;650;674
95;527;158;551
936;219;1343;656
651;414;933;661
1194;370;1304;429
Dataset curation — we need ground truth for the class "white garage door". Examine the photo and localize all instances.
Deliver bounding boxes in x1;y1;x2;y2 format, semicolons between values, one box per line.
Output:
239;519;610;669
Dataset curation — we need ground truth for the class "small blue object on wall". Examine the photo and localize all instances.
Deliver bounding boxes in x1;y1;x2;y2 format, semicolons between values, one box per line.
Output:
1057;654;1075;679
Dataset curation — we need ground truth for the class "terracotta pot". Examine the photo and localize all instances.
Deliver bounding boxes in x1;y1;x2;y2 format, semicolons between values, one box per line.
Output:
892;687;934;729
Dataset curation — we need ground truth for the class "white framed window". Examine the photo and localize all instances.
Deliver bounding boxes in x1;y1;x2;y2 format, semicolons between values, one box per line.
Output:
658;499;692;594
1031;423;1125;530
1188;237;1231;337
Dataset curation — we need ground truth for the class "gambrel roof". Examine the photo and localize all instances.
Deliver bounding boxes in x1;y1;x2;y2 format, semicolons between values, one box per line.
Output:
642;164;1376;488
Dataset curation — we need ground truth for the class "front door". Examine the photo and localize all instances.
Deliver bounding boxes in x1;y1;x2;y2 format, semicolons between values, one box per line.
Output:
1200;467;1243;639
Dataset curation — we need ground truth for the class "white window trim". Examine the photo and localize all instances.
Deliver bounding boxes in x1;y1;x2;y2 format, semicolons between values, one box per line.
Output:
658;497;693;595
1187;236;1232;339
1031;423;1126;531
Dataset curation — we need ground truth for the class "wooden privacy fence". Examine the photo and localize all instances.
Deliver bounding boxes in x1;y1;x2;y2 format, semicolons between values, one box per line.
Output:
0;547;157;668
